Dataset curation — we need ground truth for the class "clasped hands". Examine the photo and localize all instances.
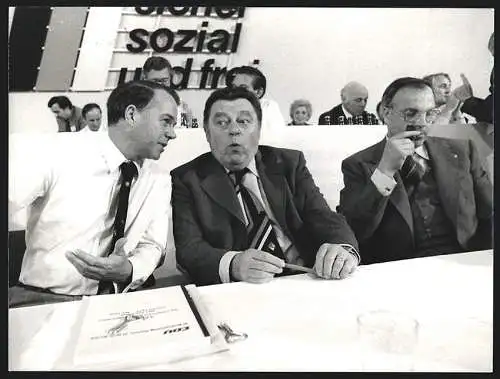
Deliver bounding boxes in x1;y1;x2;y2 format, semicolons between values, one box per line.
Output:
230;243;358;284
65;238;132;283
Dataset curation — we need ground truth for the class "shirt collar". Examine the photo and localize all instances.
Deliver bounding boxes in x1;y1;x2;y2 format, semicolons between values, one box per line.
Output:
101;132;142;173
342;104;354;118
223;157;259;177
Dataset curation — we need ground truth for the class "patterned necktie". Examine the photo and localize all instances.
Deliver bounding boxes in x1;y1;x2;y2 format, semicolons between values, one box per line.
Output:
231;169;285;260
97;161;138;294
401;153;427;193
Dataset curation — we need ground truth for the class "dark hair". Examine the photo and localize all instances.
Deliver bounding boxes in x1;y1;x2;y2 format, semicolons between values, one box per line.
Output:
380;77;433;108
142;56;173;76
107;80;180;125
225;66;267;98
203;87;263;127
422;73;451;87
376;101;383;121
82;103;102;119
47;96;72;109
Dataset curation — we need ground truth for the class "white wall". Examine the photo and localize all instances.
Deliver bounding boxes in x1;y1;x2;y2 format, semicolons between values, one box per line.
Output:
235;7;494;123
9;7;494;133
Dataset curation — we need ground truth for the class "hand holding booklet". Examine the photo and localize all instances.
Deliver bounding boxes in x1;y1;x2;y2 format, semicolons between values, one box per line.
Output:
69;285;227;370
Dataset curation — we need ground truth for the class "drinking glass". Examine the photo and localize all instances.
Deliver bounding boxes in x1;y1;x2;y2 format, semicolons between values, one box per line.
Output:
357;310;419;371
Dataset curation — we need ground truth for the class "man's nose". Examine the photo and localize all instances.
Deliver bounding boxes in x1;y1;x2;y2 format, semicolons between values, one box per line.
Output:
228;122;242;135
166;126;176;139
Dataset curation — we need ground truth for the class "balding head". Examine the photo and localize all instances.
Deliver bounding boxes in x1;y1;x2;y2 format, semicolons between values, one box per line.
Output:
340;81;369;116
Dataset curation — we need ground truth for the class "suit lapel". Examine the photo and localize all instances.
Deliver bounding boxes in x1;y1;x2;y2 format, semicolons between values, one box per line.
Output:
425;138;462;228
368;140;414;235
199;155;246;225
255;150;288;232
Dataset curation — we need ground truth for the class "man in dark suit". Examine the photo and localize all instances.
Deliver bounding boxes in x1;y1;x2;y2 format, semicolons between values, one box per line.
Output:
171;87;359;286
318;81;378;125
338;77;492;265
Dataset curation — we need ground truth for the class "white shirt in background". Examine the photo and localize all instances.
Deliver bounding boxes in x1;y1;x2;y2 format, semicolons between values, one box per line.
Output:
9;132;170;296
259;98;286;144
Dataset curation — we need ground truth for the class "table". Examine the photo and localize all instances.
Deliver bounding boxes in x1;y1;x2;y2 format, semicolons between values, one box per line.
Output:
9;250;493;372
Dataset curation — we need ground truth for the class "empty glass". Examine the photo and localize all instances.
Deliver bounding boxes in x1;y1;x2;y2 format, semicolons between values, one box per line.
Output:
357;310;419;371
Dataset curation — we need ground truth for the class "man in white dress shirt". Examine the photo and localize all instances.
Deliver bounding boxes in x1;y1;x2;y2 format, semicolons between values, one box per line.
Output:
9;80;179;307
80;103;103;132
225;66;286;143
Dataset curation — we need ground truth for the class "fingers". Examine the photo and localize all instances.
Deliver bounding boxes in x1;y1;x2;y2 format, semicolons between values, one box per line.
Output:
314;244;358;280
65;251;103;280
253;250;285;269
393;131;422;139
460;73;471;88
314;243;329;277
233;250;285;283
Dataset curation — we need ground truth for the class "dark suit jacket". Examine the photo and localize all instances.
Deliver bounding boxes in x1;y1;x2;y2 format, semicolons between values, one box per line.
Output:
318;104;379;125
338;137;492;264
461;66;494;123
171;146;358;285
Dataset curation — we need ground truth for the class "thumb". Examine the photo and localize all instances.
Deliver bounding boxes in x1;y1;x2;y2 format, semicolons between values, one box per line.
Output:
112;237;128;256
460;73;472;88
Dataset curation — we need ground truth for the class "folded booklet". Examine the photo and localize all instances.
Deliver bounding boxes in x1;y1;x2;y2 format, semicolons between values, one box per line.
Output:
69;285;226;370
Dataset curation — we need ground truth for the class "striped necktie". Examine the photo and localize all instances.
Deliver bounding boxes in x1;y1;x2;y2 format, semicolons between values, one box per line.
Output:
231;169;285;260
401;153;427;194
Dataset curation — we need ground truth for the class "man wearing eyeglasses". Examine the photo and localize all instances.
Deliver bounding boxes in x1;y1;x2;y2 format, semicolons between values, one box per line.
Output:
338;77;492;265
142;56;193;128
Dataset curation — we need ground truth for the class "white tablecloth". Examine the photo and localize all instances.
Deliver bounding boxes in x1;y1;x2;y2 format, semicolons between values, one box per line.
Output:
9;250;493;372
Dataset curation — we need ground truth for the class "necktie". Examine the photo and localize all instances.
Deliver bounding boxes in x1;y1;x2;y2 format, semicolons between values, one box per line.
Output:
97;161;138;294
231;169;285;260
401;153;427;194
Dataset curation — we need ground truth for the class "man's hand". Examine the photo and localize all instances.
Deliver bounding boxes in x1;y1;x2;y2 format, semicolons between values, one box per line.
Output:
230;249;285;284
65;238;132;283
377;131;420;176
452;73;473;102
314;243;358;280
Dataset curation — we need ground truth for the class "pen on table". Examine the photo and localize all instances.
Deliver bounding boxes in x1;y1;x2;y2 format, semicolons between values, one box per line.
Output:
284;263;314;274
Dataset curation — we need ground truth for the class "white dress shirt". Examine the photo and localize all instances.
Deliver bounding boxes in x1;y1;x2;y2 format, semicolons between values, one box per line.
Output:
9;132;170;295
371;142;429;196
259;98;286;144
218;158;359;283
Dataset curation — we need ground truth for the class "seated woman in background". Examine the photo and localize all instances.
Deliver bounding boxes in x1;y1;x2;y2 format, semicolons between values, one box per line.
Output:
288;99;313;125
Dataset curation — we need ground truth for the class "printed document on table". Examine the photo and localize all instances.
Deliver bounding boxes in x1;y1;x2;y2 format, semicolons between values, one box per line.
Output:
71;285;212;369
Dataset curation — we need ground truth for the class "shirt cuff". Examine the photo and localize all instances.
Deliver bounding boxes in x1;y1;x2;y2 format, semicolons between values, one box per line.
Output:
340;244;361;265
371;168;397;196
219;251;242;283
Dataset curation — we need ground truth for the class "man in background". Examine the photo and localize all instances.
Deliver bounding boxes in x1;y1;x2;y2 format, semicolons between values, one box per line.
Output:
47;95;86;132
422;73;467;124
454;32;494;124
9;80;179;307
80;103;103;132
338;77;492;265
141;56;194;128
171;87;359;286
318;81;378;125
225;65;286;142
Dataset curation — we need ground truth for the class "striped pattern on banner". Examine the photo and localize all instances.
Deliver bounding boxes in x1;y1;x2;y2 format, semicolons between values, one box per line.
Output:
35;7;89;91
9;6;52;91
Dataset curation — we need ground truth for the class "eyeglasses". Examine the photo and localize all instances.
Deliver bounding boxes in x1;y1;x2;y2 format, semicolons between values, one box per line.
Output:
390;107;440;123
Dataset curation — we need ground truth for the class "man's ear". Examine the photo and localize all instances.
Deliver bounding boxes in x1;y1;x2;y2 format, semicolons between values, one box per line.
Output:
124;105;137;127
381;104;391;123
255;87;264;99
